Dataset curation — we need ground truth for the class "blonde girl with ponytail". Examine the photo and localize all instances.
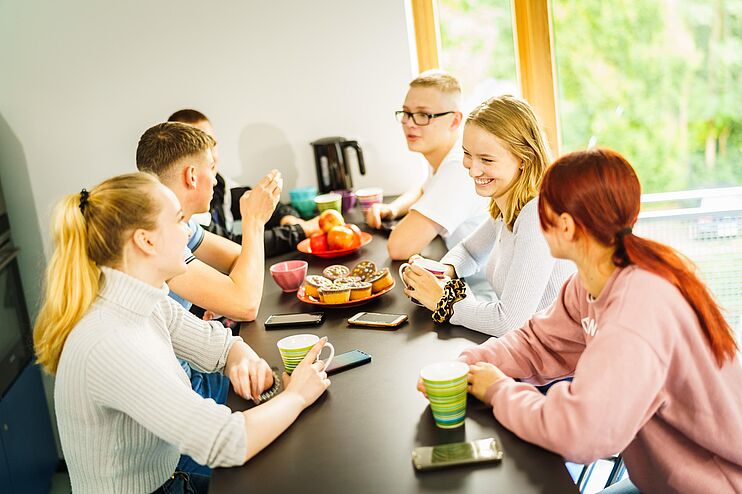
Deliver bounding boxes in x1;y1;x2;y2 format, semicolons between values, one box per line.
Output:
34;172;330;494
34;174;157;373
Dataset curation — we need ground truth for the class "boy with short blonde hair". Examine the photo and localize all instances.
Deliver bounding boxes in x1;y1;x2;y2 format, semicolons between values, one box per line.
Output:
409;70;462;94
367;70;487;260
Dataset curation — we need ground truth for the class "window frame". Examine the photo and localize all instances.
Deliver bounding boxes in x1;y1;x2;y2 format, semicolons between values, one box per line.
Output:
410;0;561;157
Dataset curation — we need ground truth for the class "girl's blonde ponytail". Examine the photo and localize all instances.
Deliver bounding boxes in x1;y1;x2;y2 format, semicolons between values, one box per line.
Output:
33;194;99;374
33;172;161;374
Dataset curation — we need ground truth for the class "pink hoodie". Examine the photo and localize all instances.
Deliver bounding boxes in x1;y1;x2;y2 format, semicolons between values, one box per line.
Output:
460;265;742;494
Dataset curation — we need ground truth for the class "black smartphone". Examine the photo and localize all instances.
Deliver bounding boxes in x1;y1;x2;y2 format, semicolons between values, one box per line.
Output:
347;312;408;328
325;349;372;375
264;312;324;329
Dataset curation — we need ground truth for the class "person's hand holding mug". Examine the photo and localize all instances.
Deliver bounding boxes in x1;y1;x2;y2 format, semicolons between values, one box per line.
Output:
399;257;449;309
366;202;395;229
419;361;470;429
277;333;334;375
402;264;446;311
467;362;508;402
417;355;470;399
282;337;332;409
407;254;424;264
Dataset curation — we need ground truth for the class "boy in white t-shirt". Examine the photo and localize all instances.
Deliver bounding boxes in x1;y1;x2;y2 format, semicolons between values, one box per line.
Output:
366;70;488;259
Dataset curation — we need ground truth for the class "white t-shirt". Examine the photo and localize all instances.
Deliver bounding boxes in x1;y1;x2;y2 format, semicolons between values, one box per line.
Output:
410;145;489;250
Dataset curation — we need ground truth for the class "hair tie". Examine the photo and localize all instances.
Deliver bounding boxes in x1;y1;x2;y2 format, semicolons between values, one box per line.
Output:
79;188;89;214
616;226;632;240
613;226;633;267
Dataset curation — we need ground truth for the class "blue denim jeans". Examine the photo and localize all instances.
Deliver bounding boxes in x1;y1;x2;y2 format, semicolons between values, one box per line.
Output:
151;471;210;494
176;366;230;476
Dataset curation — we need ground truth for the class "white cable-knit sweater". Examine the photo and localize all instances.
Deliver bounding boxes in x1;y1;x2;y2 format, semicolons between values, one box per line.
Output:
54;267;246;493
440;198;576;337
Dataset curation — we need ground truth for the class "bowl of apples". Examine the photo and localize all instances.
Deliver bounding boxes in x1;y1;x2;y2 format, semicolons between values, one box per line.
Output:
296;210;372;258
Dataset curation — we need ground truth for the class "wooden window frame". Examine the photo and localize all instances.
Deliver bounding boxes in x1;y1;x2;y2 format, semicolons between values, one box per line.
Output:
410;0;561;157
410;0;441;72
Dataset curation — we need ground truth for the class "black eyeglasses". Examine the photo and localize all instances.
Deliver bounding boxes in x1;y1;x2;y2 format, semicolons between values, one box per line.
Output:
394;111;455;126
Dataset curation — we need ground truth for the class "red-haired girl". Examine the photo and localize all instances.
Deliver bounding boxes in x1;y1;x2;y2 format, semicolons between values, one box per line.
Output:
423;149;742;493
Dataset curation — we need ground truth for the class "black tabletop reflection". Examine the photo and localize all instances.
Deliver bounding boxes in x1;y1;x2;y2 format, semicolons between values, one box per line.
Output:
210;207;577;494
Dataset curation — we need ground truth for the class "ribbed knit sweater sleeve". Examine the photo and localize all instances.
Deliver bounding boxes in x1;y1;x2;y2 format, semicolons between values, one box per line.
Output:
446;201;559;337
162;296;240;373
85;317;246;468
440;217;498;279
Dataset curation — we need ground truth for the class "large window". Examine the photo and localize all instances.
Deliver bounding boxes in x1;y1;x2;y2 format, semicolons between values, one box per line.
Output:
552;0;742;193
438;0;518;112
436;0;742;194
549;2;742;334
429;0;742;337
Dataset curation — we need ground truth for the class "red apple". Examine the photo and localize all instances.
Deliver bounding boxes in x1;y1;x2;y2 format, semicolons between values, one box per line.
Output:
346;223;363;248
327;225;355;250
309;233;329;252
318;209;345;233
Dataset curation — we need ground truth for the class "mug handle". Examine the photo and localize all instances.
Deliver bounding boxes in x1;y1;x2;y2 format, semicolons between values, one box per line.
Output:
316;342;335;372
399;262;427;306
399;263;411;289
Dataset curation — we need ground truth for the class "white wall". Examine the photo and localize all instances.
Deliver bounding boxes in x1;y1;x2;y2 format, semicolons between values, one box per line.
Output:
0;0;425;458
0;0;425;304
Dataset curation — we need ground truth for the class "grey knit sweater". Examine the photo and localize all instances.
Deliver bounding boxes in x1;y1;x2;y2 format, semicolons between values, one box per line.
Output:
54;266;246;493
440;198;576;337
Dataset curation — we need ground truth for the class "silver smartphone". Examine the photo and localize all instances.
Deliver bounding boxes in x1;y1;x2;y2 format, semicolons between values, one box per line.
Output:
347;312;407;328
412;438;504;471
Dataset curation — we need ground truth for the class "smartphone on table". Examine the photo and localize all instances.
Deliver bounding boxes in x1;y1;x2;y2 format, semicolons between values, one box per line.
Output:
347;312;407;328
325;349;372;375
412;438;503;471
264;312;324;329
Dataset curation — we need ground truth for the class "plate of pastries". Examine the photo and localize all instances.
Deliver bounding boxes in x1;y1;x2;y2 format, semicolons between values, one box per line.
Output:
297;260;395;308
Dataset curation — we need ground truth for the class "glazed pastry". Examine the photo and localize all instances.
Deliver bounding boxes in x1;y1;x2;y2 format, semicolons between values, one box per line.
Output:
322;264;350;281
351;260;377;281
319;285;351;304
332;276;362;286
348;281;373;300
367;268;394;293
303;275;332;298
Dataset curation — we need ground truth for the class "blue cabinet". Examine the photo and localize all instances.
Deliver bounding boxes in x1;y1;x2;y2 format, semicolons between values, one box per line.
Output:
0;362;58;494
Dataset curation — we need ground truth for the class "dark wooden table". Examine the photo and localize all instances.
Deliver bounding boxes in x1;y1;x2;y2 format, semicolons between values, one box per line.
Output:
210;208;578;494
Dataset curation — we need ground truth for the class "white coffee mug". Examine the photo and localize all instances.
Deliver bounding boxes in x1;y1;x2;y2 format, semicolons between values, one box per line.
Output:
399;258;447;284
399;258;448;306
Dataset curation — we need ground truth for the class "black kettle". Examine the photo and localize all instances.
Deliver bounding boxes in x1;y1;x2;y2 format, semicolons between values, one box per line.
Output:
311;137;366;193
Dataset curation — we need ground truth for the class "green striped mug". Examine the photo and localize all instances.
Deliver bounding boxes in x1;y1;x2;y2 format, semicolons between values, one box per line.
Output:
420;361;469;429
277;334;334;375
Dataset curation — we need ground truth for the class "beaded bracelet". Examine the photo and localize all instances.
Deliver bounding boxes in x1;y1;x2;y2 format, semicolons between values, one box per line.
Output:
252;368;282;404
432;279;467;323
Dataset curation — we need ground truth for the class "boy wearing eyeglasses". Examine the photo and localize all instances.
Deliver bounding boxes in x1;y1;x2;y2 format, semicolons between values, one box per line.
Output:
367;70;488;260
